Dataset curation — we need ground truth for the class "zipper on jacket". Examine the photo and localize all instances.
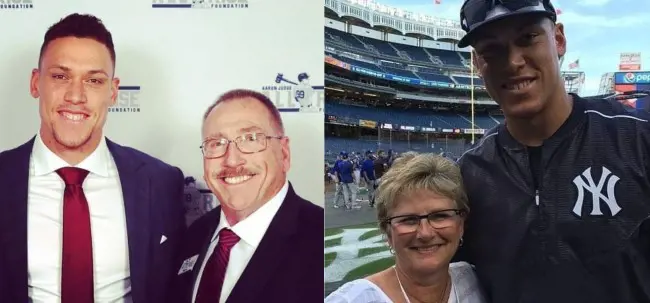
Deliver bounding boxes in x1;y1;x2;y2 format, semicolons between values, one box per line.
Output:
534;152;544;208
536;153;548;260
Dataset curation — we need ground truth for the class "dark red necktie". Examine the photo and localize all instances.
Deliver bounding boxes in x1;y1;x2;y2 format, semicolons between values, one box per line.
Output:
56;167;94;303
196;228;240;303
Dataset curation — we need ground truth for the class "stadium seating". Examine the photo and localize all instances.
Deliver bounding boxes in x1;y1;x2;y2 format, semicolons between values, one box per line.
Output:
325;27;470;76
325;27;498;159
417;72;455;83
326;52;460;84
452;76;485;86
326;102;503;130
382;66;419;78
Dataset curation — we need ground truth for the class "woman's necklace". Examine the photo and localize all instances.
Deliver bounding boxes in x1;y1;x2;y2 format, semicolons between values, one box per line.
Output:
393;265;450;303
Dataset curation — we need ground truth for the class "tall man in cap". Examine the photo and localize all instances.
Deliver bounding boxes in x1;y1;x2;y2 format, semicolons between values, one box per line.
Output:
455;0;650;302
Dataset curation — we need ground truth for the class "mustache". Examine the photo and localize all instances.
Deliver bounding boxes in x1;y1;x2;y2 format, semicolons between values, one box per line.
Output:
211;167;256;179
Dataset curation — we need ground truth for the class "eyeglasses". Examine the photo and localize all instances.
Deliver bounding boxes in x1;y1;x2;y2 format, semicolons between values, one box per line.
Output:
385;209;466;234
200;132;285;159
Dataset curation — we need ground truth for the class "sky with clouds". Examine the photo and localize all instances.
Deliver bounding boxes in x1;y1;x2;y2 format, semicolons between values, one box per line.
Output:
379;0;650;95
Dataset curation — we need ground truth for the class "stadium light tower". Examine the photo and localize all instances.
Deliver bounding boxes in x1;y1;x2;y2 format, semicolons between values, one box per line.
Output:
560;71;585;95
598;72;615;95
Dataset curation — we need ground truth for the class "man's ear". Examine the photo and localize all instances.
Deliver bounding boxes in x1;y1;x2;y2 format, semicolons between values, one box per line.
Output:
554;22;567;58
280;136;291;173
30;68;40;98
110;77;120;107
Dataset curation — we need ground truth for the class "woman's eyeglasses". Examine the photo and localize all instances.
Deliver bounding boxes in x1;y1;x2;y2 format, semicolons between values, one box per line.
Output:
385;209;466;234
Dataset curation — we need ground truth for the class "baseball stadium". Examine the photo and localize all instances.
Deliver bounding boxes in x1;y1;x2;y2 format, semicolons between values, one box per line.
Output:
323;0;650;297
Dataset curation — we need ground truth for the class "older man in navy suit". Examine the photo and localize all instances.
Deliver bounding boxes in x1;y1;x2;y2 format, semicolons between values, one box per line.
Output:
0;14;186;303
169;89;324;303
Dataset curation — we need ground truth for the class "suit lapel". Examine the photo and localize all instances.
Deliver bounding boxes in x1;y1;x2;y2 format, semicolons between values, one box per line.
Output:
0;138;34;302
227;184;301;303
186;209;222;302
106;139;151;303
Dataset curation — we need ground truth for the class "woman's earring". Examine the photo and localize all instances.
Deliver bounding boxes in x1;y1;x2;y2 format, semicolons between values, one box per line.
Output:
389;246;395;255
459;237;464;247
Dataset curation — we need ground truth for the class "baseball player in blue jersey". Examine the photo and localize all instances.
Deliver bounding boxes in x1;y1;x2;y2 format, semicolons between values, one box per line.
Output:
334;151;357;210
361;150;377;207
328;155;345;208
352;152;362;188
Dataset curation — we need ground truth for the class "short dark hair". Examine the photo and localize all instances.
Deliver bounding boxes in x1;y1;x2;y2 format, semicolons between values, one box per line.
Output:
39;13;115;68
203;89;285;134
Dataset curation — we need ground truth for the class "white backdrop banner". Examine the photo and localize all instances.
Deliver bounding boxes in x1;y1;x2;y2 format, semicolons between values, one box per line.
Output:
0;0;324;207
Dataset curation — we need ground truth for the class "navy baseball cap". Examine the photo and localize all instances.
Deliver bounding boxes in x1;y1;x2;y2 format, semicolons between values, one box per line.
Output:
458;0;557;48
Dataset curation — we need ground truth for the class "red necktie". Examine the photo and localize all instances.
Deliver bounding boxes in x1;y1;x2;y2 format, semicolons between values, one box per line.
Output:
56;167;94;303
196;228;240;303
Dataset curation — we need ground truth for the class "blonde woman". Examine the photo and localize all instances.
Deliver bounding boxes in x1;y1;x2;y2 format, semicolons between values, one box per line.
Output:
325;152;486;303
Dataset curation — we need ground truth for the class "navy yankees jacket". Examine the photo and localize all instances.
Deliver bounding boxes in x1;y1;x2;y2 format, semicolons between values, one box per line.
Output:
456;94;650;303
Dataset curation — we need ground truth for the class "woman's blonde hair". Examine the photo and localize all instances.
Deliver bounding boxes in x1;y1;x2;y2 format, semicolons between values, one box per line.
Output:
376;152;469;235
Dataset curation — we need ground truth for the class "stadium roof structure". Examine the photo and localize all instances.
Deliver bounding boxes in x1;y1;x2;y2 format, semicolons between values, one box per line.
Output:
324;0;499;108
325;0;466;44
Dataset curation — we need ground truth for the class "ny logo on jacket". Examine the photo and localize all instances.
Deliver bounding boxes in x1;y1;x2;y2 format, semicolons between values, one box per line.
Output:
572;166;621;217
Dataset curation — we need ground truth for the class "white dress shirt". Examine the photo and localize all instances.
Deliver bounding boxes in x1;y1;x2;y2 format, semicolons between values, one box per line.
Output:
192;181;289;303
27;134;132;303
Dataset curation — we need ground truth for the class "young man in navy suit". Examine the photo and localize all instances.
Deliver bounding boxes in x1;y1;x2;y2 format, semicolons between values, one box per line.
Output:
0;14;186;303
169;89;324;303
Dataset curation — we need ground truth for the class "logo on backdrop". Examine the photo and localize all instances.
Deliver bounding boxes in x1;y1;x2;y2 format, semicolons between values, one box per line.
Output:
109;86;141;113
262;72;324;113
0;0;33;9
183;176;217;226
151;0;248;9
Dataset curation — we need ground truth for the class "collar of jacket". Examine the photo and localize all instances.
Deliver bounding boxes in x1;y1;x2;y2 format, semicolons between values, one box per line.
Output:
498;93;587;151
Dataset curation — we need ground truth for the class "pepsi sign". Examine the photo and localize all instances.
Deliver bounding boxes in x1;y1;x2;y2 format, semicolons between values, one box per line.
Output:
614;72;650;84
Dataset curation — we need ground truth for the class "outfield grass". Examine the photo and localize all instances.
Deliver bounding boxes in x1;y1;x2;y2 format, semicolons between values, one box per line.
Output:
325;222;383;252
325;222;394;295
358;245;390;258
343;257;394;281
324;237;342;248
358;228;382;241
325;222;378;237
324;252;337;267
325;227;344;237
